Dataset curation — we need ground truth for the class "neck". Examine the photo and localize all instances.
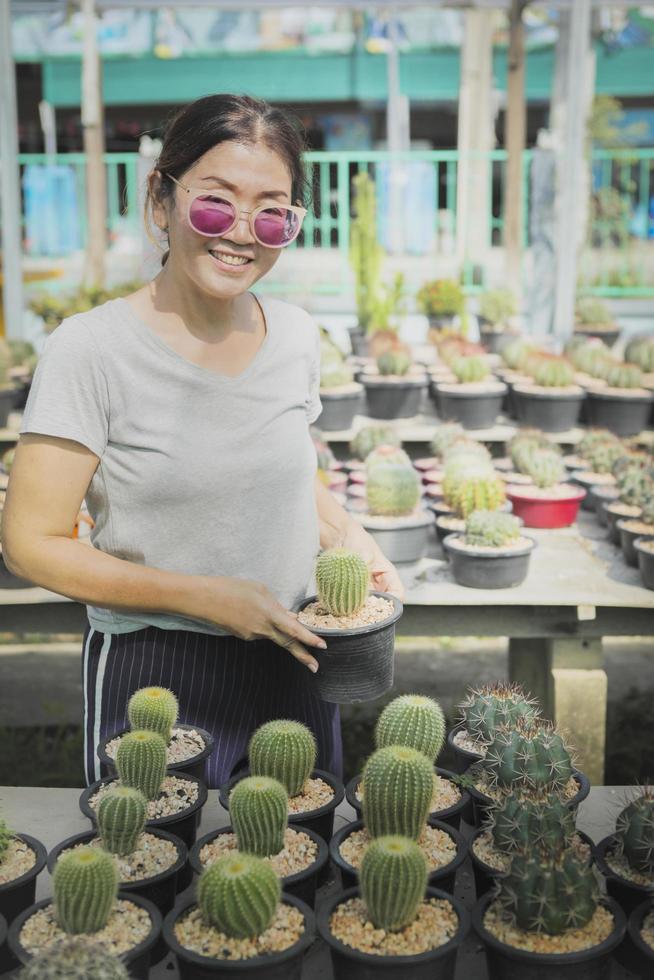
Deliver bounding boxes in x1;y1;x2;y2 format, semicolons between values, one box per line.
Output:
150;262;251;342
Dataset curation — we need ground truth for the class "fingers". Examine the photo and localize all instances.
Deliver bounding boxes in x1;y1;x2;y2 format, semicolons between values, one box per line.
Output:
275;609;327;651
270;627;320;673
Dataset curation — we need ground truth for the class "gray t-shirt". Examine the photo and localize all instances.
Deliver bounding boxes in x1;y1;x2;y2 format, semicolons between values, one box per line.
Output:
20;294;322;635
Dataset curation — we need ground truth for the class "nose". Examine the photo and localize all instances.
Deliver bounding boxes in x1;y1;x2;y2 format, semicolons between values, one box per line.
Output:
227;211;257;246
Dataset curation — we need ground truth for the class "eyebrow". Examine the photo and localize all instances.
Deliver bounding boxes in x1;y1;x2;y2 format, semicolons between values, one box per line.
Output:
198;176;289;201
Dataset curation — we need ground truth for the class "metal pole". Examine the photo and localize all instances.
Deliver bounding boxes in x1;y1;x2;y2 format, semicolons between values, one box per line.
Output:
0;0;25;339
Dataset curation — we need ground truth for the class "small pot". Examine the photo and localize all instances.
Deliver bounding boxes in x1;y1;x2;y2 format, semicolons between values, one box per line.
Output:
635;536;654;590
442;533;536;589
97;724;215;783
163;892;315;980
592;485;620;526
593;835;654;918
295;592;403;704
8;893;162;980
506;485;586;529
603;501;627;545
570;472;614;512
512;386;585;433
79;774;208;850
344;767;472;830
445;724;484;775
0;833;47;925
348;325;368;358
318;885;470;980
617;519;654;568
433;382;507;430
479;327;518;356
618;899;654;978
574;325;621;348
189;824;328;909
434;513;465;548
317;386;364;432
465;770;590;828
359;512;433;564
219;768;344;846
362;376;427;420
471;891;625;980
586;389;653;437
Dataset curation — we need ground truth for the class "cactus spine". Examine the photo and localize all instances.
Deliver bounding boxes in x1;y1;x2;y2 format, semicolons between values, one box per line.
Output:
96;787;147;856
362;745;433;840
443;472;506;519
452;355;489;383
490;791;577;855
483;721;574;794
197;853;280;938
459;682;539;743
53;847;119;935
606;363;643;389
464;511;521;548
249;720;316;798
366;462;421;516
230;776;288;858
531;357;575;388
499;849;599;935
127;687;178;744
115;730;167;801
615;787;654;874
17;938;130;979
316;547;369;616
375;694;446;762
360;836;428;931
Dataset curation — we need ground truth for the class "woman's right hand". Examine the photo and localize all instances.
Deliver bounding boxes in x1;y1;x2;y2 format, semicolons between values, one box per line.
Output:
193;576;326;673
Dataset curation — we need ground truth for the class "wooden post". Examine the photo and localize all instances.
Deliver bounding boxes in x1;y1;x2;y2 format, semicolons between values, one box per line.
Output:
0;0;25;339
505;0;527;303
81;0;106;289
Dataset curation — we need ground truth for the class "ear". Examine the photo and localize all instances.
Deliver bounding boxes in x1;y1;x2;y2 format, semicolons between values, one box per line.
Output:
149;170;169;233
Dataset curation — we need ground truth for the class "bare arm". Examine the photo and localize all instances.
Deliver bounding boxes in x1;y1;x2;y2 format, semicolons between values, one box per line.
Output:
1;435;326;670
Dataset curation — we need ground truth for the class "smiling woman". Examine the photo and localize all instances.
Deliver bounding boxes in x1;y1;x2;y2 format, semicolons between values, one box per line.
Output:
1;94;403;791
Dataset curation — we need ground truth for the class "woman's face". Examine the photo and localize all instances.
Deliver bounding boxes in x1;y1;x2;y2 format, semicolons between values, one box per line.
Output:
157;140;294;298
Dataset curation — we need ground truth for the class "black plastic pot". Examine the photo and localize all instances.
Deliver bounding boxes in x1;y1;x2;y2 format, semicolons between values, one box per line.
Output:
344;767;471;831
189;824;328;909
0;911;8;976
79;773;207;850
362;376;427;420
8;892;162;980
219;768;344;846
479;327;517;355
574;326;621;348
0;387;20;428
442;533;536;589
434;382;507;430
329;817;466;892
433;513;465;548
586;389;653;437
0;551;32;589
445;724;484;775
593;835;654;918
359;513;432;564
593;486;620;526
348;326;368;358
570;473;611;512
512;386;585;433
618;519;654;568
635;536;654;590
603;502;626;545
163;892;315;980
472;891;625;980
316;387;364;432
318;885;470;980
97;724;215;783
295;592;403;704
0;833;47;925
466;770;590;828
618;899;654;978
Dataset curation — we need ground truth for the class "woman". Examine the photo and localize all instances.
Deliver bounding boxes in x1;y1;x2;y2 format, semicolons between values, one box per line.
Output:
2;94;403;789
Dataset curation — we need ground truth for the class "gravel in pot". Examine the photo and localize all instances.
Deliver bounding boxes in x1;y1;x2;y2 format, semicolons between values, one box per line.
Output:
465;767;590;828
98;723;215;782
593;835;654;918
345;767;471;830
445;724;485;775
0;831;47;925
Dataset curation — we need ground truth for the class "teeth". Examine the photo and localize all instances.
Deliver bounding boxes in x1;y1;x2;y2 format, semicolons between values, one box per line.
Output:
211;252;250;266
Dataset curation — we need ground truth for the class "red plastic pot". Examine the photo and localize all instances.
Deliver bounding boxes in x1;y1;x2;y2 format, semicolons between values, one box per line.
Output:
506;484;586;529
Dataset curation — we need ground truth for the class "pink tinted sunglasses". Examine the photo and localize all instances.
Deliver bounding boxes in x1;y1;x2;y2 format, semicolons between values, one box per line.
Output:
165;173;307;248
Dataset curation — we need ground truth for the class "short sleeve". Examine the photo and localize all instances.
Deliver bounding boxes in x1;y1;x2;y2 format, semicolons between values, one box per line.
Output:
19;315;110;457
305;319;323;425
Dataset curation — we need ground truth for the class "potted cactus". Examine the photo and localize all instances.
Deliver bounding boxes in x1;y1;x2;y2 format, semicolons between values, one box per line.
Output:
571;430;622;512
442;510;536;589
345;694;471;830
360;350;428;420
330;745;466;893
317;360;363;432
476;288;519;353
163;851;315;979
635;534;654;590
625;334;654;382
348;423;402;463
435;463;506;543
8;847;161;979
0;815;47;933
506;449;586;529
472;845;625;980
593;786;654;917
617;489;654;567
80;729;208;850
15;936;130;979
190;775;328;908
512;355;586;433
602;453;649;534
586;362;653;437
219;719;344;845
574;296;620;347
446;681;539;773
418;278;465;331
432;355;507;430
97;686;215;783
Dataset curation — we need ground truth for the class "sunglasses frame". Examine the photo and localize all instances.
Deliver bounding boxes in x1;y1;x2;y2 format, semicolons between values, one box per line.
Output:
164;172;307;248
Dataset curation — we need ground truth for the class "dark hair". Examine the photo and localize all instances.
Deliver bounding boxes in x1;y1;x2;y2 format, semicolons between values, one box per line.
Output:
145;93;312;265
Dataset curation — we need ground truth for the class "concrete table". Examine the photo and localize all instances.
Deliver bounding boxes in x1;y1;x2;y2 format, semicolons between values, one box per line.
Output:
0;785;637;980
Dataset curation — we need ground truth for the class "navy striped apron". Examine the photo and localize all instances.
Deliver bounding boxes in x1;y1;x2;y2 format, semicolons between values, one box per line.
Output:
82;623;342;789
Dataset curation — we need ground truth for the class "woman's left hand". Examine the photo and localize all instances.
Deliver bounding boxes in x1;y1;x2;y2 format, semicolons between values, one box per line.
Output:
341;520;405;602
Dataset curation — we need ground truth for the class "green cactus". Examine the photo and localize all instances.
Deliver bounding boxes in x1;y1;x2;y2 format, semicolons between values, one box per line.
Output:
614;786;654;874
349;172;384;334
570;341;615;379
531;357;575;388
583;439;624;475
478;288;517;326
377;349;411;376
501;338;536;371
616;463;653;508
606;362;644;390
375;694;446;762
459;682;540;742
230;776;288;858
362;745;434;840
499;848;599;935
624;337;654;373
320;363;355;388
0;341;12;386
127;687;178;743
443;472;506;519
442;440;493;470
464;510;522;548
508;431;556;475
17;938;130;979
451;355;489;384
575;296;613;326
524;449;566;489
417;278;464;318
249;719;316;798
578;428;620;461
53;846;119;935
489;790;577;855
115;730;167;801
429;422;464;458
197;852;280;938
315;547;369;616
360;836;428;931
350;425;401;461
96;787;147;856
483;720;574;794
366;461;421;516
365;445;412;470
641;493;654;527
0;819;13;864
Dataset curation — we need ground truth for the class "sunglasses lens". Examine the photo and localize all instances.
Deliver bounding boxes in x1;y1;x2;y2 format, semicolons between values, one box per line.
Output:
189;195;235;236
254;207;301;247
